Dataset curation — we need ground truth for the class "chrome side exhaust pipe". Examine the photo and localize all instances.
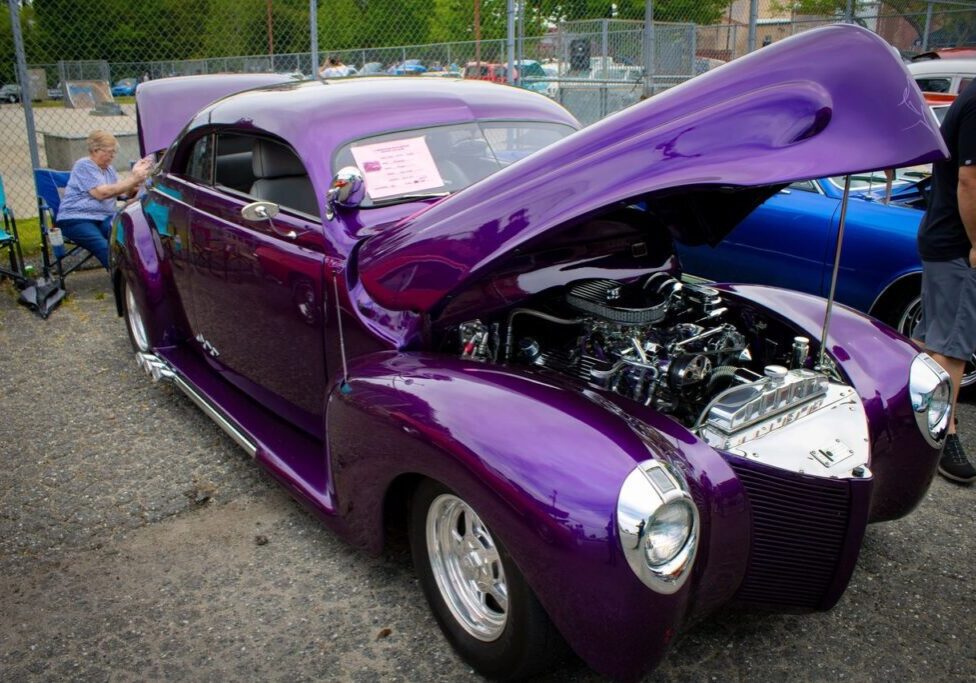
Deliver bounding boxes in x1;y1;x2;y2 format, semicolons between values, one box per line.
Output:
136;352;175;382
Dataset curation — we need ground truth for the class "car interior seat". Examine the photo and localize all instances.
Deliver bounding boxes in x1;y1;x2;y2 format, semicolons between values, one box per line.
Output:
215;135;256;192
248;140;318;217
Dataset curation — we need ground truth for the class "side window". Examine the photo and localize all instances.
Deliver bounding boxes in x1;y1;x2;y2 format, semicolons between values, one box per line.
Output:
960;77;973;93
915;77;951;93
184;135;213;184
788;180;818;193
214;133;256;193
246;137;319;217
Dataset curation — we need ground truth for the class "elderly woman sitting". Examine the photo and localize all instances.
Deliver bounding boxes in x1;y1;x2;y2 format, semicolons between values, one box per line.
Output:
55;130;152;269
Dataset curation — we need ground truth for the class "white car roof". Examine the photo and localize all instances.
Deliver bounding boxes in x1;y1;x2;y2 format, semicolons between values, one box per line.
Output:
908;58;976;76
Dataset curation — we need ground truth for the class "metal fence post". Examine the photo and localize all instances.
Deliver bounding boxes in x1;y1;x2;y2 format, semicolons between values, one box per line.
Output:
748;0;758;53
601;18;608;71
7;0;41;173
643;1;655;99
845;0;854;24
310;0;318;76
506;0;515;85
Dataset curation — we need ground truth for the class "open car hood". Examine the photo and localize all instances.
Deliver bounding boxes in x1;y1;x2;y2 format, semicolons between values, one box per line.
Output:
135;73;297;155
357;25;947;314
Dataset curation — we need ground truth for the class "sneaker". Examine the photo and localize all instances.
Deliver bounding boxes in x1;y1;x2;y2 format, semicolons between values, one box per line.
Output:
938;434;976;484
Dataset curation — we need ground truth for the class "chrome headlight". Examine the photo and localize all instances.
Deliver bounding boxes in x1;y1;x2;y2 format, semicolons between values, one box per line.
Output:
910;353;951;448
617;460;699;594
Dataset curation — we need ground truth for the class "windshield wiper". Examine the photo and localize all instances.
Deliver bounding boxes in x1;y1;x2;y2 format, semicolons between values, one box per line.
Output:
371;192;451;207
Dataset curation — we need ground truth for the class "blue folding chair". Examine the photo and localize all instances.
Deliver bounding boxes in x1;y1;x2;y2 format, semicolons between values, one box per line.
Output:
0;174;28;285
35;168;98;287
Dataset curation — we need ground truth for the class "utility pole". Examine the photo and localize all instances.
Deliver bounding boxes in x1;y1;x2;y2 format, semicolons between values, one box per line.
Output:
475;0;482;67
267;0;275;57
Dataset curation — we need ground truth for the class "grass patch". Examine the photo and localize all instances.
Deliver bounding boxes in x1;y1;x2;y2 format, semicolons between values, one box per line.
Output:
23;95;134;109
3;216;43;256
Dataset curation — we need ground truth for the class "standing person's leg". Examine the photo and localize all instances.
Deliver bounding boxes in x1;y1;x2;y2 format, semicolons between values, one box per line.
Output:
57;218;110;269
916;257;976;484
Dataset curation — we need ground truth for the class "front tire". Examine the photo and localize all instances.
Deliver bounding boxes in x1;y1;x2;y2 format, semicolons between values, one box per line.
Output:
409;479;564;679
122;278;151;353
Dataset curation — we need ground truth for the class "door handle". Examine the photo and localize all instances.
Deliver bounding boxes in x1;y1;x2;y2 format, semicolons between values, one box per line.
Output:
269;222;299;240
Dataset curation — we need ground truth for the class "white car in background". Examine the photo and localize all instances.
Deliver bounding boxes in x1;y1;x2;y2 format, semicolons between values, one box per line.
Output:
908;58;976;95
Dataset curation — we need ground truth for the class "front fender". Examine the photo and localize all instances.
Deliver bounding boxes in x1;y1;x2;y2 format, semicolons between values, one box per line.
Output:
326;352;749;681
719;284;940;522
111;201;187;348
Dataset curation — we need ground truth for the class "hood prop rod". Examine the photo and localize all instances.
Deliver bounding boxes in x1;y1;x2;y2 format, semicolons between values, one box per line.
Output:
818;174;852;371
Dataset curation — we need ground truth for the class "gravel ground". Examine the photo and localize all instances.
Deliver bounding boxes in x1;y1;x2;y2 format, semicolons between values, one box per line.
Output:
1;270;974;682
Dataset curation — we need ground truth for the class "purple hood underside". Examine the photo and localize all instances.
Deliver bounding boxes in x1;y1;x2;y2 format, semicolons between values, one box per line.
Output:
357;25;947;314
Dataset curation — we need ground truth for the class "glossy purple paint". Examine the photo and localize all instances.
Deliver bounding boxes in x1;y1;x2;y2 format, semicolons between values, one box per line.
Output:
136;73;298;155
719;284;939;522
326;353;750;679
357;26;947;314
109;22;946;682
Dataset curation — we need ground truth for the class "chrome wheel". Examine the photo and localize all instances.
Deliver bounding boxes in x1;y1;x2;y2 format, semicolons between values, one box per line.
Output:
896;294;976;389
426;493;508;642
896;295;922;340
125;282;150;352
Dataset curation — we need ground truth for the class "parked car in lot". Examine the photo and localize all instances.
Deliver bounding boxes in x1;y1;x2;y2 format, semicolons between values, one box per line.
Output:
463;61;503;82
676;169;976;390
387;59;426;75
908;57;976;94
0;84;21;103
115;26;949;680
111;78;139;97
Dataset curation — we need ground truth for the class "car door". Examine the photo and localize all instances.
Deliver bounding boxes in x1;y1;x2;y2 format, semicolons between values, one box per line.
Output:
185;131;330;439
145;135;208;335
675;180;836;296
819;194;924;314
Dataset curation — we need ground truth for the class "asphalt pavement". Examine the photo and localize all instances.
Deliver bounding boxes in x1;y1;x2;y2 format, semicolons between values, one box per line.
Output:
1;270;974;682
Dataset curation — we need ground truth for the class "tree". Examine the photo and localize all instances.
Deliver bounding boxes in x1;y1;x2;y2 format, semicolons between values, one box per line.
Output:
777;1;976;48
540;1;731;25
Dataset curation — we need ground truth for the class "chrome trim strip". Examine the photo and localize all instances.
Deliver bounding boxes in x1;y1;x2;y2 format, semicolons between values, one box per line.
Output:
616;460;699;594
135;352;258;459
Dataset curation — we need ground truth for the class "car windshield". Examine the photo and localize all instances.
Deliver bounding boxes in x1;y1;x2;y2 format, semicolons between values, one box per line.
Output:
826;169;924;193
334;120;575;207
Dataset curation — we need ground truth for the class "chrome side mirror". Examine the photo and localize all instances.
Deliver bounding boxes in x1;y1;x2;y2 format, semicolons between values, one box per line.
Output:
242;200;298;239
241;200;280;222
325;166;365;220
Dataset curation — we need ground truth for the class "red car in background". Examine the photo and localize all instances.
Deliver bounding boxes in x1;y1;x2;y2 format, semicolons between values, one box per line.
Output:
463;62;512;84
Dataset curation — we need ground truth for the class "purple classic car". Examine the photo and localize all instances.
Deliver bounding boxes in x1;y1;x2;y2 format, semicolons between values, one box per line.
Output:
113;26;950;680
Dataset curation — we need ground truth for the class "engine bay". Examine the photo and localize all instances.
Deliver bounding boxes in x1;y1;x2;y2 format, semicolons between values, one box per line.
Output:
448;273;867;471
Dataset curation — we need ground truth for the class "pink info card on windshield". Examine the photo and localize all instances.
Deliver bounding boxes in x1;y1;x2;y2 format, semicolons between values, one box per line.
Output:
350;136;445;199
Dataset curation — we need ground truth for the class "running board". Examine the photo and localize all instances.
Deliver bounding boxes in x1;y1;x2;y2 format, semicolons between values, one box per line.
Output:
136;351;258;458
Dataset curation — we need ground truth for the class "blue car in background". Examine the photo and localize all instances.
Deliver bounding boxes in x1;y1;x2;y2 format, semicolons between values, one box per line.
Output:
676;173;976;388
387;59;427;75
111;78;138;97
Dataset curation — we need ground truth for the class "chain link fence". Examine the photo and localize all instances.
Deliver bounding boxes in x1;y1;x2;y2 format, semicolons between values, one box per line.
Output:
2;1;975;220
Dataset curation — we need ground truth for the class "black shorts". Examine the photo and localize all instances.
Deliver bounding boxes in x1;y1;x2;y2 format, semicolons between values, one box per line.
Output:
915;257;976;361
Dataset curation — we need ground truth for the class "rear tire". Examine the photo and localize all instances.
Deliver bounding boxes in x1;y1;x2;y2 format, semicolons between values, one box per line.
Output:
409;479;564;679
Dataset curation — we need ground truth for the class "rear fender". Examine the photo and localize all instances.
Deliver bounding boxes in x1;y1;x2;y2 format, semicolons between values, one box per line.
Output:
326;352;748;681
111;202;189;348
